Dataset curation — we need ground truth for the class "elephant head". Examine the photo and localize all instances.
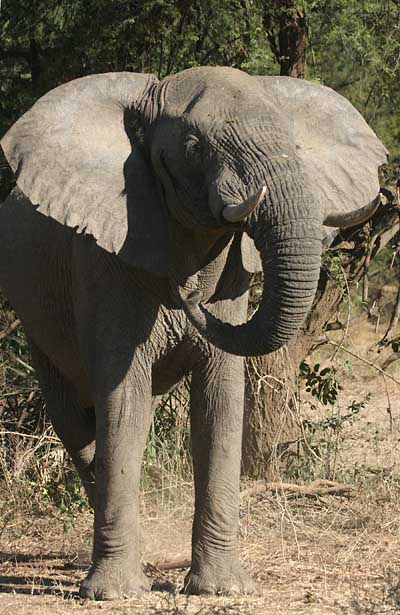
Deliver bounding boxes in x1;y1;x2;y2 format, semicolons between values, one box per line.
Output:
1;67;387;356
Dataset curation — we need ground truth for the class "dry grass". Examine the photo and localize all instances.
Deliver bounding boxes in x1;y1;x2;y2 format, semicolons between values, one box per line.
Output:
2;473;400;614
2;308;400;612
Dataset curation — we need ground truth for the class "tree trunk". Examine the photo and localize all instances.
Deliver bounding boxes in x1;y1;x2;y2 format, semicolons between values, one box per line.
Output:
263;1;307;79
242;265;348;479
278;3;307;78
242;7;392;479
242;206;399;479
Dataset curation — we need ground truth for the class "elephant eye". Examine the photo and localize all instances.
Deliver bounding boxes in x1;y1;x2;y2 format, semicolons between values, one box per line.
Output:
184;135;201;161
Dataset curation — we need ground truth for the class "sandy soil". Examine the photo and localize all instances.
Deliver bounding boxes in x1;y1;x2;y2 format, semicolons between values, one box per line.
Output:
2;323;400;614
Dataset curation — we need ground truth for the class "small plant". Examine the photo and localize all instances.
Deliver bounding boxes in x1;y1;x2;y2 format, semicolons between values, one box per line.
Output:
290;394;370;482
43;468;88;516
300;361;342;405
302;396;370;436
289;360;370;482
322;251;348;296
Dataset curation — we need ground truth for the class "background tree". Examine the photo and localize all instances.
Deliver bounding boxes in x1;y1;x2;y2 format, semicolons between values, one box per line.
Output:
263;0;307;78
242;0;400;477
1;0;400;479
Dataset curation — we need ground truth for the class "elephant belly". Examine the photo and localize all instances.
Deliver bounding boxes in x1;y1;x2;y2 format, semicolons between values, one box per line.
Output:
0;191;197;408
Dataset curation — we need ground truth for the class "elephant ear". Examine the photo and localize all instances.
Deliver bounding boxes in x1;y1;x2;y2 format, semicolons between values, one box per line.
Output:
255;76;388;235
1;72;168;275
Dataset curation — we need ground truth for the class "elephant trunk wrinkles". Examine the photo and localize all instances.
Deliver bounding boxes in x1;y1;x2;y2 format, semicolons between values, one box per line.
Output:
246;216;322;355
182;202;322;357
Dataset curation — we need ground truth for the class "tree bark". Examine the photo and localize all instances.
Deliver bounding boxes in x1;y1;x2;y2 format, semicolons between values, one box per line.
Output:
277;3;307;78
242;204;399;479
242;264;348;479
263;1;307;79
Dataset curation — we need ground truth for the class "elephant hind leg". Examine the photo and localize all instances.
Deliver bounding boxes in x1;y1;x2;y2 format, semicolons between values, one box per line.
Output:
28;341;96;508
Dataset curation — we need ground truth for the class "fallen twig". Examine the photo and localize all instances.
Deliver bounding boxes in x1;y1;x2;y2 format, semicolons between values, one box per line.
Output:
240;479;355;499
146;554;191;570
0;319;21;340
142;479;355;571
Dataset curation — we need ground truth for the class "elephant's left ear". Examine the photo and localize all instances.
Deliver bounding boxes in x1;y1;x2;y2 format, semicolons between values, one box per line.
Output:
254;76;388;228
1;72;169;275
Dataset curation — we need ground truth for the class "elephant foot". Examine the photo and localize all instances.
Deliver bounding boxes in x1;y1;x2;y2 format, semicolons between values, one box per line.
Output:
183;559;259;596
79;561;151;600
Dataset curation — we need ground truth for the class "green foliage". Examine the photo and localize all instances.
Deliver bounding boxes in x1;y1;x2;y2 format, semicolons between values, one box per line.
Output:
291;358;371;481
42;468;88;516
290;390;370;482
304;0;400;159
303;395;370;434
300;361;341;405
0;0;271;135
1;0;399;156
322;251;348;296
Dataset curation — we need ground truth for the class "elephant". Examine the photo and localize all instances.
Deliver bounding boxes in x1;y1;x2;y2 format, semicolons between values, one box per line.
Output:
0;66;387;600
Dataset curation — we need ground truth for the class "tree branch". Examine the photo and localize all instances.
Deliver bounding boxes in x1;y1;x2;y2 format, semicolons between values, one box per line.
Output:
240;479;355;499
327;340;400;387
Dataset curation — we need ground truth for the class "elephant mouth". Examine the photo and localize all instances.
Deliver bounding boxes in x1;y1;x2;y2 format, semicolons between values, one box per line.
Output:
158;151;216;229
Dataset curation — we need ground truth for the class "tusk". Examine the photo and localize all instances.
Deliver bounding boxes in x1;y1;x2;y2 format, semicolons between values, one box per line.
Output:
222;185;266;223
323;193;381;229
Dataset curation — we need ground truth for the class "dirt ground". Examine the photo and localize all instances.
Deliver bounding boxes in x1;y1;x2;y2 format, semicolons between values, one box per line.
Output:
2;323;400;614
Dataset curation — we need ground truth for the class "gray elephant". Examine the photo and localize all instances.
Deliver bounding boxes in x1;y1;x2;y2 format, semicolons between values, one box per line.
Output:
0;67;386;600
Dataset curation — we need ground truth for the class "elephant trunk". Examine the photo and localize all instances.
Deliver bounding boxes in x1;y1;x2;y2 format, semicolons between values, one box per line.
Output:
182;210;322;357
249;217;322;353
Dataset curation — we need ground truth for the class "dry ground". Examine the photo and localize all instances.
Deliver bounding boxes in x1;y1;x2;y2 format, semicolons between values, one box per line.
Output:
2;322;400;614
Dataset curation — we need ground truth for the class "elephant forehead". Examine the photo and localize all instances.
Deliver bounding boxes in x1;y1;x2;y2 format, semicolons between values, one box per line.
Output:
206;117;294;174
164;66;256;94
162;67;271;118
212;116;289;143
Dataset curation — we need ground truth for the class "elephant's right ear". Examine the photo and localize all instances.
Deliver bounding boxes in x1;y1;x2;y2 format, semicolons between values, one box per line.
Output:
1;72;169;275
253;76;388;236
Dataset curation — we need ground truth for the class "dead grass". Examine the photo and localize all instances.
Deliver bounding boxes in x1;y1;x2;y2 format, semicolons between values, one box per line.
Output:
2;320;400;613
2;469;400;614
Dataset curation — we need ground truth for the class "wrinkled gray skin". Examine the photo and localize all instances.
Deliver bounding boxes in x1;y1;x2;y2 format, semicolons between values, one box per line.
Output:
0;67;386;600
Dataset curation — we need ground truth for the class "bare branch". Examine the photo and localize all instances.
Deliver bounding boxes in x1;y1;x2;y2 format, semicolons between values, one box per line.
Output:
327;340;400;387
240;479;355;499
0;319;21;340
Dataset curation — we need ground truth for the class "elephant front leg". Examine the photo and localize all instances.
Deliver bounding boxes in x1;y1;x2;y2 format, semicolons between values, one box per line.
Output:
184;352;258;596
80;371;152;600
